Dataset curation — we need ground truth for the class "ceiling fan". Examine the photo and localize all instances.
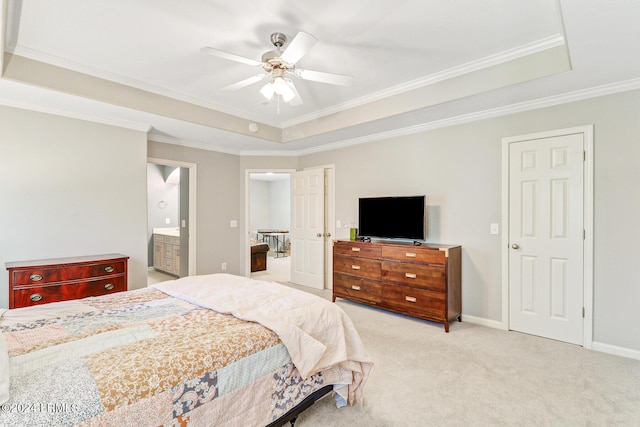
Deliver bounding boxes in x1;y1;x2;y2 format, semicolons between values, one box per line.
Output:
201;31;354;107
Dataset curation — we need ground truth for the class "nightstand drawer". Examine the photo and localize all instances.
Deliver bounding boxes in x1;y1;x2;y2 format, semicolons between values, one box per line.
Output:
11;260;126;286
11;276;126;308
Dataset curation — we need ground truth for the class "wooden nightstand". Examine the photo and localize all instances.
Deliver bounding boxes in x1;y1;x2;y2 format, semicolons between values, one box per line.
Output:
6;254;128;308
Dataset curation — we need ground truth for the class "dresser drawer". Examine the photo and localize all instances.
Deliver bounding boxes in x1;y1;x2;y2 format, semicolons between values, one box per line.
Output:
11;276;126;308
382;261;446;291
381;246;446;265
333;255;381;280
382;285;445;319
333;242;381;258
11;260;127;286
334;274;381;304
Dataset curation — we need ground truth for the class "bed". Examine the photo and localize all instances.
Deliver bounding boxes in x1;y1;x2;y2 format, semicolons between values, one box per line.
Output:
0;274;373;426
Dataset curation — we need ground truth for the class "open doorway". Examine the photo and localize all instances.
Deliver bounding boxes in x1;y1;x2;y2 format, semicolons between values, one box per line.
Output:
147;158;197;285
245;166;335;290
248;171;292;283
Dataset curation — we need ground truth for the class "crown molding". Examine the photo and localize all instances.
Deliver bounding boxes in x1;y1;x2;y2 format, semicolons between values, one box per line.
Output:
281;35;567;128
7;32;565;134
6;44;283;129
292;77;640;156
238;149;300;157
148;132;244;156
0;95;152;132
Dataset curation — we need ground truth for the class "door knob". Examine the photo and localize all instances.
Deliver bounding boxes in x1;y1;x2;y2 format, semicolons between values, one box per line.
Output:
317;233;323;237
326;232;332;237
511;244;520;249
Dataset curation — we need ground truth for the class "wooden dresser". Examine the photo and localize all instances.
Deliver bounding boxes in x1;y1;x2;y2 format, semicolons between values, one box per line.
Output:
333;240;461;332
6;254;129;308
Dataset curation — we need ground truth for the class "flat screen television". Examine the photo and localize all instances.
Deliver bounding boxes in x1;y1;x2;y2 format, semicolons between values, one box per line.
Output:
358;195;426;241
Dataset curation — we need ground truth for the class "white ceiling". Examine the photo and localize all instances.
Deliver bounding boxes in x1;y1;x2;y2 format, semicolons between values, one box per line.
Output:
1;0;639;155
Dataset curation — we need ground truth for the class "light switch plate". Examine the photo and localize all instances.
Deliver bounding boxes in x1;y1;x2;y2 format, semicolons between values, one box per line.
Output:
230;220;238;228
490;223;499;235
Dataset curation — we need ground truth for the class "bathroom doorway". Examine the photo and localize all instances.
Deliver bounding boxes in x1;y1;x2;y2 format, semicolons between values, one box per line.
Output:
147;158;197;284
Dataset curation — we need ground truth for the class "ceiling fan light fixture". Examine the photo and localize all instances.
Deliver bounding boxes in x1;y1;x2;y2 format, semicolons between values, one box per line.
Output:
260;77;295;103
259;82;275;101
205;30;351;108
273;77;295;102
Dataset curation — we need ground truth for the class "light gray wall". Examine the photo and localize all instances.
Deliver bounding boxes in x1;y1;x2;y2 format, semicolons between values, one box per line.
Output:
298;88;640;352
249;178;291;233
270;178;291;231
147;141;242;275
249;180;270;232
0;106;148;308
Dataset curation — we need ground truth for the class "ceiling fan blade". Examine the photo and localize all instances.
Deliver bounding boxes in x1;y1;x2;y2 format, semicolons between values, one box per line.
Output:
285;80;303;106
294;68;354;86
200;47;262;66
279;31;318;65
221;74;267;91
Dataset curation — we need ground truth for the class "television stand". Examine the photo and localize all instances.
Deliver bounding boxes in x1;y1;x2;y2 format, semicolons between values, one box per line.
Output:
332;240;461;332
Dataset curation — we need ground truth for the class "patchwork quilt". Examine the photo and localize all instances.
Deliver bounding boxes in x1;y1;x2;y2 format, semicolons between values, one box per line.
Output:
0;281;362;427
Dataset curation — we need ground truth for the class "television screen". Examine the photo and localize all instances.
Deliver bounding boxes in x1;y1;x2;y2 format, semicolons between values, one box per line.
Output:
358;195;426;240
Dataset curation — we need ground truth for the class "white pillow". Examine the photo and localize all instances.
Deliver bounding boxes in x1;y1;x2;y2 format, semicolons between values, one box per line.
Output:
0;332;9;404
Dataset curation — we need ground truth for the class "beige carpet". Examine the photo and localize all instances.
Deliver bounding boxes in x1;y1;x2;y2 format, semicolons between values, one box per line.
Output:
280;283;640;426
251;256;291;283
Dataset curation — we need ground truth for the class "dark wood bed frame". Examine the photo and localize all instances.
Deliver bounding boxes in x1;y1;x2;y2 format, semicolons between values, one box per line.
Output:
267;385;334;427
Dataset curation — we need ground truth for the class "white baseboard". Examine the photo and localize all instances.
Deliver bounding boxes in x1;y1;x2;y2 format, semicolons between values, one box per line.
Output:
461;314;507;330
464;314;640;361
592;341;640;361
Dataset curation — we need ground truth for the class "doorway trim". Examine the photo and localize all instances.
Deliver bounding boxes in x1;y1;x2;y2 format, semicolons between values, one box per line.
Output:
148;157;197;276
500;125;594;348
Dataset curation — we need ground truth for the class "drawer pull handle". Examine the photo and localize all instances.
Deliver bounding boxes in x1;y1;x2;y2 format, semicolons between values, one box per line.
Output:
405;296;417;303
405;252;417;258
351;265;361;270
351;247;361;252
351;285;361;291
405;273;417;279
104;283;115;291
29;274;43;282
104;266;115;273
30;293;43;302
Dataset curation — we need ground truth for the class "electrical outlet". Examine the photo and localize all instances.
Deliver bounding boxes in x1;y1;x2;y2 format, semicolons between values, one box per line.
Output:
221;262;227;271
230;220;238;228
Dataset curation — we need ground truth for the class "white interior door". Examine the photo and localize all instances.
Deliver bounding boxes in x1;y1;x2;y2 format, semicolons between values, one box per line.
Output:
508;133;584;345
324;168;335;290
291;168;325;289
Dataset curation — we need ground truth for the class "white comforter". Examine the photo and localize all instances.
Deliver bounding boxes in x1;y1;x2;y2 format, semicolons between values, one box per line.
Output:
153;274;373;405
